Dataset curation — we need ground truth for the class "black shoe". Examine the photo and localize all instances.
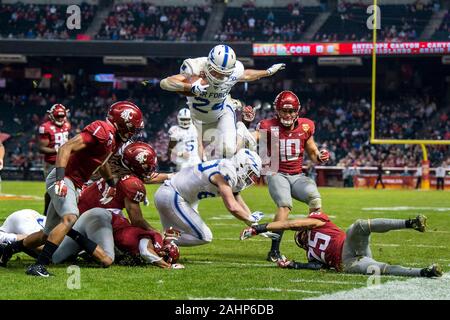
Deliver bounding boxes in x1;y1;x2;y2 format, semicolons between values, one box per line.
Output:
421;264;443;278
266;250;282;262
0;244;13;267
410;214;427;232
25;264;50;277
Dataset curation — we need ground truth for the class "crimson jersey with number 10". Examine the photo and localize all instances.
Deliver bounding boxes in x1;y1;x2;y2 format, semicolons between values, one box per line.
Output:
258;117;315;175
38;120;71;165
304;212;346;271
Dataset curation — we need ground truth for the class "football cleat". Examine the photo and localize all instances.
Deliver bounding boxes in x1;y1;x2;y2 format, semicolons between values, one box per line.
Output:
240;227;257;240
266;250;283;263
421;263;443;278
0;244;13;267
25;264;51;277
410;214;427;232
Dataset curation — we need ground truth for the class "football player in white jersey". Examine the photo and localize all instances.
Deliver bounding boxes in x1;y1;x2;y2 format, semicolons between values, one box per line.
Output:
160;44;285;159
0;209;46;244
167;108;201;170
154;148;264;246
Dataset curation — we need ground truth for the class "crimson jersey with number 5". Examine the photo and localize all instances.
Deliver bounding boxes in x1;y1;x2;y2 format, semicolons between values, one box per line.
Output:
78;175;146;214
304;212;346;270
38;120;71;165
258;117;315;175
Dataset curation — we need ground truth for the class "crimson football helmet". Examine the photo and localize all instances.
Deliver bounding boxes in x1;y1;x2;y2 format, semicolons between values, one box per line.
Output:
107;101;144;141
47;104;68;127
121;142;157;180
274;91;301;127
161;241;180;264
294;229;308;251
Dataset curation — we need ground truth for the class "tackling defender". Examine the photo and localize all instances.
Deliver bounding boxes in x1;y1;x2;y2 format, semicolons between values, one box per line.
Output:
0;101;144;277
154;148;264;246
240;212;442;278
38;104;71;216
53;142;183;269
167;108;201;170
160;44;285;159
256;91;330;262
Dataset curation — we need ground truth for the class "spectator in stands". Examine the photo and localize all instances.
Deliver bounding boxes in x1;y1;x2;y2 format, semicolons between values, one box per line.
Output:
435;163;446;190
415;165;423;189
374;161;385;189
0;140;4;171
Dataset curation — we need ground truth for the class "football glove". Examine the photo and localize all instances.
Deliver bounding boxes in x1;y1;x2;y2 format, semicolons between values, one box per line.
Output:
242;105;256;122
266;63;286;75
170;263;185;269
318;149;330;164
240;226;257;240
99;185;116;205
54;180;68;198
248;211;264;223
277;255;295;269
190;78;209;96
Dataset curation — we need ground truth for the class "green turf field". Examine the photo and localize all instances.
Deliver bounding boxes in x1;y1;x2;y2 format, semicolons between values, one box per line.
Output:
0;181;449;300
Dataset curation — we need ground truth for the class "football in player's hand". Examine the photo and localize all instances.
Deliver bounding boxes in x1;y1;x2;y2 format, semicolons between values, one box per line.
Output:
177;76;208;96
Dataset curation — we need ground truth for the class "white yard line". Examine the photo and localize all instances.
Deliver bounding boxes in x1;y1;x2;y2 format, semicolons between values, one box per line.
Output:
362;207;450;212
188;296;238;300
0;193;43;200
290;279;365;286
192;261;275;268
308;273;450;300
244;287;323;294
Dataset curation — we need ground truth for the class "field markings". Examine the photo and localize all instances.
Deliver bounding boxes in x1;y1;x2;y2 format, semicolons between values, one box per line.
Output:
243;287;323;294
290;279;365;286
362;207;450;212
308;273;450;300
0;193;43;201
188;296;238;300
192;260;276;268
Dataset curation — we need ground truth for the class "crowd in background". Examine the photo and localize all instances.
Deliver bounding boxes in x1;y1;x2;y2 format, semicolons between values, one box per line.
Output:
96;3;210;41
0;2;96;39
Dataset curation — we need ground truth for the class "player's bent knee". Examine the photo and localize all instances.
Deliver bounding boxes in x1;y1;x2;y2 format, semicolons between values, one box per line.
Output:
308;197;322;210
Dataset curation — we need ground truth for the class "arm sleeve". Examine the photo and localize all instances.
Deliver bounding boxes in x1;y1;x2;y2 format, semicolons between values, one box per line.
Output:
138;238;163;264
291;260;324;270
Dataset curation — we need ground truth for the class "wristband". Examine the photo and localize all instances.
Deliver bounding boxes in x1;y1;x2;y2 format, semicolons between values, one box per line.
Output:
106;178;116;187
56;167;65;181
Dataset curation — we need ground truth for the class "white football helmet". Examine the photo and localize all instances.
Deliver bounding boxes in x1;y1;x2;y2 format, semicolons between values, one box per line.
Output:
177;108;191;129
231;149;262;191
204;45;236;86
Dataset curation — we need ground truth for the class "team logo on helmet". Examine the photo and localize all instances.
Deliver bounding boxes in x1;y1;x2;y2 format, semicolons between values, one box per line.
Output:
302;123;310;133
120;109;133;122
135;151;148;164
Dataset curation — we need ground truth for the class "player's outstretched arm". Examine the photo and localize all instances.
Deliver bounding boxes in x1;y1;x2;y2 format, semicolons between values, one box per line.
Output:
124;197;155;231
238;63;285;82
160;74;192;92
266;218;325;232
212;174;254;225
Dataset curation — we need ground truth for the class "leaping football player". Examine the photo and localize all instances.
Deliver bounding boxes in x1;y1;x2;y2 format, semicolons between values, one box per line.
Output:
160;44;285;159
256;91;330;262
0;101;144;277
